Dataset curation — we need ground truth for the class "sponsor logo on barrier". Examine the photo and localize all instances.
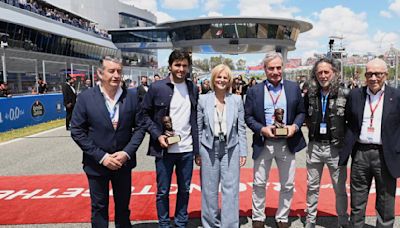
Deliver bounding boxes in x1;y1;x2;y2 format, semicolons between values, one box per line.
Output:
56;102;62;113
1;106;25;123
31;100;44;120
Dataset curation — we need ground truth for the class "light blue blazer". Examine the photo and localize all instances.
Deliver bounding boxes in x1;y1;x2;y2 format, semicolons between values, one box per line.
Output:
197;92;247;157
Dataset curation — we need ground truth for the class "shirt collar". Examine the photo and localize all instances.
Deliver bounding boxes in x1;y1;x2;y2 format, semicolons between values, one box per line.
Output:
264;79;283;91
99;84;123;104
366;84;385;97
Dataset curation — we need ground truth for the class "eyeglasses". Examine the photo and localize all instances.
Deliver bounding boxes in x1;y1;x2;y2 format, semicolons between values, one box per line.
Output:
365;72;387;78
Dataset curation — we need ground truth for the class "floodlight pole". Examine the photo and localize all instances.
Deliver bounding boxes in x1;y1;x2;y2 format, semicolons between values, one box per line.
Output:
396;53;398;88
1;46;6;82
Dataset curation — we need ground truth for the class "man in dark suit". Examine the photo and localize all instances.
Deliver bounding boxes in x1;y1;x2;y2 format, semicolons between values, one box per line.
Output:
71;56;145;228
245;51;306;228
62;76;77;130
339;58;400;228
137;75;148;103
141;50;199;228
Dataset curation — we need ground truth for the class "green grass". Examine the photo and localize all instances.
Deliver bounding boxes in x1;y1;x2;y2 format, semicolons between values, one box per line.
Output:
0;119;64;143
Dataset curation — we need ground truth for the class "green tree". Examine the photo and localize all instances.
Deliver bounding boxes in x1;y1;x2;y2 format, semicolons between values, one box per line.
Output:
193;59;210;72
209;55;224;69
223;58;235;70
236;59;246;70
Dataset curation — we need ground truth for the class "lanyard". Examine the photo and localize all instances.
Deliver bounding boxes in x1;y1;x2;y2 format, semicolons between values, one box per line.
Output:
105;102;118;120
368;92;384;127
216;105;224;133
267;86;283;109
321;93;329;122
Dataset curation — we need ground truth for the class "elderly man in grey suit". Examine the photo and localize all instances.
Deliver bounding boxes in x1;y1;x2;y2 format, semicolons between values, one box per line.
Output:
196;64;247;228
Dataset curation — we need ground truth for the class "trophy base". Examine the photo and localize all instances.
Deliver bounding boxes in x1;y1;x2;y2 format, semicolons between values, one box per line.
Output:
274;127;288;137
167;135;181;145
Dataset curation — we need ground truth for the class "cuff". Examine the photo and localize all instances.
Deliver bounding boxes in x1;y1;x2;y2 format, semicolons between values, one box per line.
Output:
122;151;131;160
99;153;109;164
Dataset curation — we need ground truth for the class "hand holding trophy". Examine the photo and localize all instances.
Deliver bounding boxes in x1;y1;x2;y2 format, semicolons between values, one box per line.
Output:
273;108;288;137
162;116;181;145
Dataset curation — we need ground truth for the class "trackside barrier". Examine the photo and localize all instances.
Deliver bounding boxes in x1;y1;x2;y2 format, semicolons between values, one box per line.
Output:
0;94;65;132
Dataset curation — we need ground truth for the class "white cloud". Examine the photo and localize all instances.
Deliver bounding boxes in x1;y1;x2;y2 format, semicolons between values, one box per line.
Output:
208;11;223;17
237;0;299;18
156;11;175;23
119;0;157;11
389;0;400;16
304;5;376;54
163;0;198;9
380;10;392;18
119;0;174;23
204;0;223;11
372;31;400;51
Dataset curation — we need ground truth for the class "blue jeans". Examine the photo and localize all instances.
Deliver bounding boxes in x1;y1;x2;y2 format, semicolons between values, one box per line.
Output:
155;152;194;228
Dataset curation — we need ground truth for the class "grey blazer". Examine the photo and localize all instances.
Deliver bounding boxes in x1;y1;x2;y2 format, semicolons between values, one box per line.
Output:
197;92;247;156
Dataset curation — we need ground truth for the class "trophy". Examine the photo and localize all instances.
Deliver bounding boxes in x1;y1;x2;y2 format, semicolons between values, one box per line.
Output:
162;116;181;145
273;108;288;137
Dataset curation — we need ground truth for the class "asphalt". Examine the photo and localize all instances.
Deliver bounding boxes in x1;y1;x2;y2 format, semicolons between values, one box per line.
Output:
0;126;398;227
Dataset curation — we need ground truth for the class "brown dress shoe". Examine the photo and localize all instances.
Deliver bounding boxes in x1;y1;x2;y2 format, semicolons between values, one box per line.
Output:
276;221;290;228
252;220;264;228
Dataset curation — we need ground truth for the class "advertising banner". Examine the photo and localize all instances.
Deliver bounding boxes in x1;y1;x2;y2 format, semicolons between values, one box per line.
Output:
0;94;65;132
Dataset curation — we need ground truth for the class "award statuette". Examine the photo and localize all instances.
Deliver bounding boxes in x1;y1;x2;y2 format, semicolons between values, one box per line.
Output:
273;108;288;137
162;116;181;145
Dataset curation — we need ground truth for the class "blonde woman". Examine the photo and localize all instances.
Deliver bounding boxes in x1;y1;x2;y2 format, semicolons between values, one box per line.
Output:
196;64;247;228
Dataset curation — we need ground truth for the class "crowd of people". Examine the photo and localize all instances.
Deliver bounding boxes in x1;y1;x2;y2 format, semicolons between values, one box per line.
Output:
198;73;259;98
64;50;400;228
0;0;110;39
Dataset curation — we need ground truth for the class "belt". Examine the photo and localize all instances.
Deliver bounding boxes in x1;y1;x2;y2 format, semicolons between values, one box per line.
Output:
312;138;331;145
356;142;383;151
316;139;330;145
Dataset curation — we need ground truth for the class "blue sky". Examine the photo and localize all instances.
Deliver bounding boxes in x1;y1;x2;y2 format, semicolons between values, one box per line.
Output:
120;0;400;67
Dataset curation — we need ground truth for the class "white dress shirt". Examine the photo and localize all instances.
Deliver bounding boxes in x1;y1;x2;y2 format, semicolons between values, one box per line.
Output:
358;85;385;145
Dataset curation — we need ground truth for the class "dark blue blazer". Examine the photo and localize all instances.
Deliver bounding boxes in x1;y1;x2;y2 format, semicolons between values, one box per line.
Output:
141;77;199;158
339;86;400;178
245;80;306;160
71;86;145;176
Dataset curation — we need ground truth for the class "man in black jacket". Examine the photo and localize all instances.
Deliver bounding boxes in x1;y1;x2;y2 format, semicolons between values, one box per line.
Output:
339;58;400;228
140;50;199;228
71;56;145;227
62;75;76;130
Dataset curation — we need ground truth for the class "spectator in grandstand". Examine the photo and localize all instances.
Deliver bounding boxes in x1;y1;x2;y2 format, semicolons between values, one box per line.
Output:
62;75;76;130
37;77;48;94
201;79;211;94
304;58;350;228
237;74;246;96
128;80;137;89
153;73;161;81
80;78;92;92
248;77;257;88
0;81;12;97
231;77;243;96
298;75;308;97
339;58;400;228
140;50;199;228
196;64;247;227
137;75;148;103
193;76;202;93
245;51;306;228
70;55;145;228
347;71;362;90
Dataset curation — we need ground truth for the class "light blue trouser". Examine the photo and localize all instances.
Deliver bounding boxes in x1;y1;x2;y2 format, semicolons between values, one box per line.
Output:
200;138;240;228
